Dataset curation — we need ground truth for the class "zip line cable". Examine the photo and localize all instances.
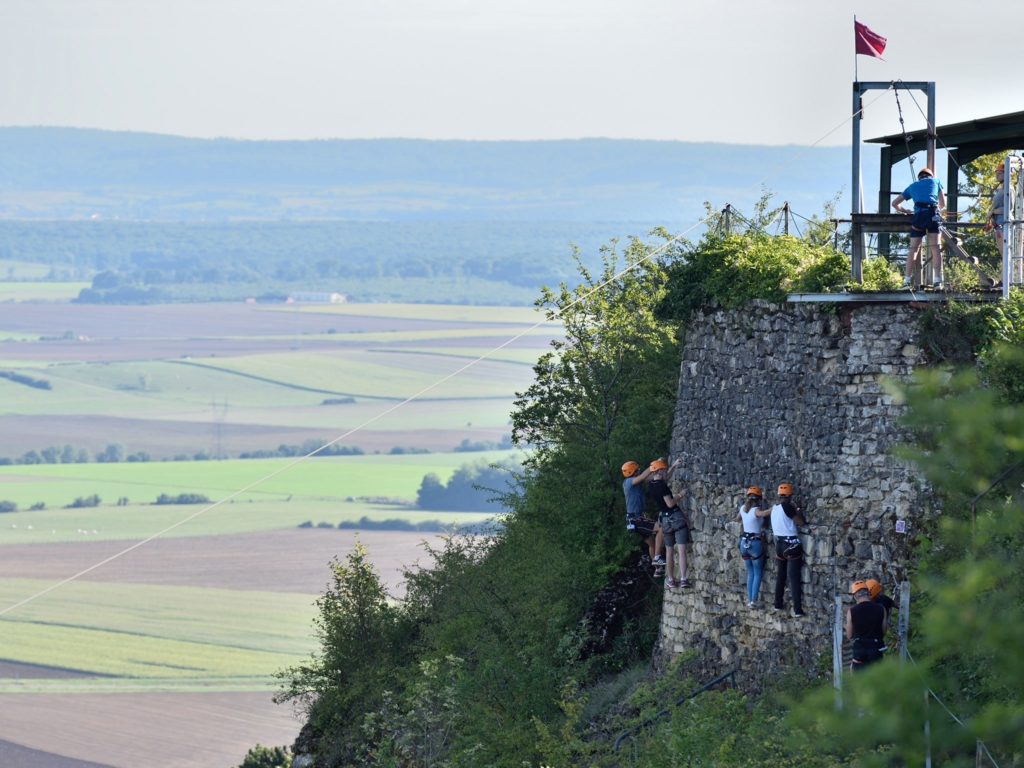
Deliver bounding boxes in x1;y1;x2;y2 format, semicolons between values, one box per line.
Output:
0;93;884;619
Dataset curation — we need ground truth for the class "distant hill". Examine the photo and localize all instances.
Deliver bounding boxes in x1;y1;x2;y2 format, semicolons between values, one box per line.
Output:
0;127;875;223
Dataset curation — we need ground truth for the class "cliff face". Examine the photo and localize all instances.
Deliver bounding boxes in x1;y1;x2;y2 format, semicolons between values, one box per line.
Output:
660;301;928;682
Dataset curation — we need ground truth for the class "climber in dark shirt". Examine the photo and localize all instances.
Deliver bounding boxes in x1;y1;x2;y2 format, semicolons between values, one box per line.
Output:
846;580;887;673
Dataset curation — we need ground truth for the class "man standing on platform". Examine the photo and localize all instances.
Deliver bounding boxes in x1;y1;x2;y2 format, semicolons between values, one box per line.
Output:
892;167;947;289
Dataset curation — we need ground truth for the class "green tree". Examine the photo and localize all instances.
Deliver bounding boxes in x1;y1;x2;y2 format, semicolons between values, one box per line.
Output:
512;236;680;577
276;543;407;761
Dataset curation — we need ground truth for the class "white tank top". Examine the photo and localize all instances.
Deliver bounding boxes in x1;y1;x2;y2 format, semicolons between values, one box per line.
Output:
770;503;799;537
739;505;763;534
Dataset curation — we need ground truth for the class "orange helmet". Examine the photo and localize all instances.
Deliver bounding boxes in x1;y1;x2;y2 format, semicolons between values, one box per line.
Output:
649;459;669;472
777;483;794;497
746;486;763;497
918;167;934;178
850;580;870;595
621;461;640;477
865;579;882;599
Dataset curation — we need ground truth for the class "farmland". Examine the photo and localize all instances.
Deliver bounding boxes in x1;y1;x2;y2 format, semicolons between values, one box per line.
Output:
0;299;547;767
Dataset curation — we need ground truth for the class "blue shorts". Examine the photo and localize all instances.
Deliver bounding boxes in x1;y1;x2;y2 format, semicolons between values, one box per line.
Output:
911;206;940;237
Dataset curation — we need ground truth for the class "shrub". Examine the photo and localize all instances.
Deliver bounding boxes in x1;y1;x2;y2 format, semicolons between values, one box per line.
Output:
237;744;291;768
154;493;211;505
849;256;902;292
66;494;100;508
0;500;17;513
659;233;849;322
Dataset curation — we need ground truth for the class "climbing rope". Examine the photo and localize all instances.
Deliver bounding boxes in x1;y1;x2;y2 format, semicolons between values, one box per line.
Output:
892;83;918;184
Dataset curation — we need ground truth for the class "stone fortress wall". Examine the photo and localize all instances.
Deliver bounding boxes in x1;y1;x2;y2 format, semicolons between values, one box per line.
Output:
660;301;929;682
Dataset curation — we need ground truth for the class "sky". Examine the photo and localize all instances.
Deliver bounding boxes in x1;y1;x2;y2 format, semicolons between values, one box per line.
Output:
1;0;1021;147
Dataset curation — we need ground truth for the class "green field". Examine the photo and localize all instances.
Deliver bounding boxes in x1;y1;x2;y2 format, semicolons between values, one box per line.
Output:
0;579;315;690
0;260;54;280
0;500;494;545
0;450;520;518
0;281;89;301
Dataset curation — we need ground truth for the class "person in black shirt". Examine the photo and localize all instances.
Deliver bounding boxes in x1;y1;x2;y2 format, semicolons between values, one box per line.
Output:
647;458;689;589
846;580;887;673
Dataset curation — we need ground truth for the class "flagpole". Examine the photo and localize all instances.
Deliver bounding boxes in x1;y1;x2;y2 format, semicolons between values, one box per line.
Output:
854;15;859;83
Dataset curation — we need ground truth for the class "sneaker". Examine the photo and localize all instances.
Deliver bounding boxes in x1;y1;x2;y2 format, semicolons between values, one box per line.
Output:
772;606;784;613
666;579;681;589
652;556;666;566
746;601;756;608
653;566;665;578
792;610;806;618
680;579;692;588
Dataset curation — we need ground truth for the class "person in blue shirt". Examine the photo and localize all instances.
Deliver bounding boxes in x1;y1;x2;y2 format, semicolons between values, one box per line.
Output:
892;167;947;289
622;460;665;574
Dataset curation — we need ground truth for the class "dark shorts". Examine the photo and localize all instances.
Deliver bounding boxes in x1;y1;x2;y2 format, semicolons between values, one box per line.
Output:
629;517;656;539
911;206;940;237
664;524;691;547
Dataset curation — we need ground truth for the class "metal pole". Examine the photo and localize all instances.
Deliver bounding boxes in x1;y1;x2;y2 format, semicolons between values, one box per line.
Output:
833;595;844;710
926;82;937;174
1003;157;1012;300
924;689;933;768
852;82;862;216
898;580;910;665
851;83;864;282
976;739;984;768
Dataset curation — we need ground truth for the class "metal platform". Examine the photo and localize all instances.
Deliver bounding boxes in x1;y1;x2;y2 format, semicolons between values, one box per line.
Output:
787;290;1002;304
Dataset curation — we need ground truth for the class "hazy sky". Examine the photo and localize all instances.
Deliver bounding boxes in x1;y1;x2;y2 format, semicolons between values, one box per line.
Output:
2;0;1020;146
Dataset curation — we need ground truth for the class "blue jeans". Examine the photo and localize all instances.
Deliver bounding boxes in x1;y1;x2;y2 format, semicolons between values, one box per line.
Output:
738;537;765;602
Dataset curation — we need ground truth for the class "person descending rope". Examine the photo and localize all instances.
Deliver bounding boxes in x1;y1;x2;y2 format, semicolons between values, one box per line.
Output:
621;460;665;576
770;482;806;617
737;486;770;607
648;458;690;589
892;167;947;289
846;580;888;673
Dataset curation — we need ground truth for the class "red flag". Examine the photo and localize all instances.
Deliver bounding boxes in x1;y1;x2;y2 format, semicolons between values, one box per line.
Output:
855;21;886;58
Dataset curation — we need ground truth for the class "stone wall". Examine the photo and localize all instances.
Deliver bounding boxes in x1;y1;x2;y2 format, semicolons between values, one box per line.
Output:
659;300;929;685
